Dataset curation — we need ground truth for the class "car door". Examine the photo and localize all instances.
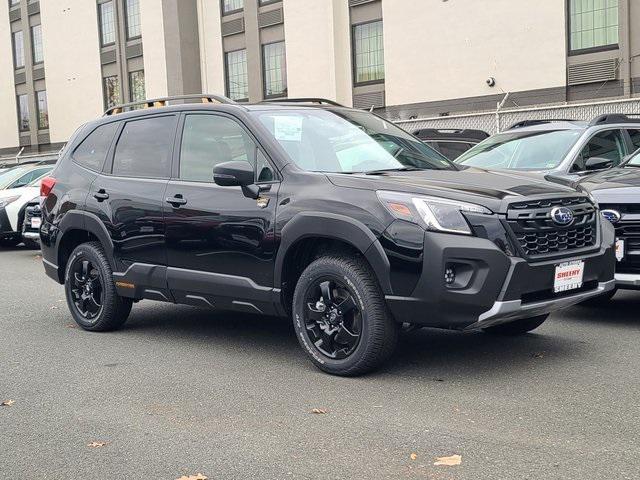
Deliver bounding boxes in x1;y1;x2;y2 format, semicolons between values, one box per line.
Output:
163;112;279;314
570;129;627;173
86;114;177;283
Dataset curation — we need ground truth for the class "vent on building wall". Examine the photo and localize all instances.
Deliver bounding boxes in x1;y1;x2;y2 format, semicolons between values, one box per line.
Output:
349;0;375;6
353;91;385;110
27;1;39;15
126;43;143;59
258;8;283;28
101;50;117;65
33;67;45;81
568;58;619;86
9;8;20;21
222;17;245;37
14;72;26;85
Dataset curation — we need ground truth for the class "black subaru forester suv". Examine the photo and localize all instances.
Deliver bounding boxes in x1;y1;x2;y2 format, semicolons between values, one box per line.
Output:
39;95;616;376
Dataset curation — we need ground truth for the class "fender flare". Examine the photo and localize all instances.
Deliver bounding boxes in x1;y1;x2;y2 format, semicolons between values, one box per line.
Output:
56;210;115;276
274;212;392;295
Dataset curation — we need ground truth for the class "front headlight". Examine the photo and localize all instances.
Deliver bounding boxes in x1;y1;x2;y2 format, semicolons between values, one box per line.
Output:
0;196;20;209
377;190;492;235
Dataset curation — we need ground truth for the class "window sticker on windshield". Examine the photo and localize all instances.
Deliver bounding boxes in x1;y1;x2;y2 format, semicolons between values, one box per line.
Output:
274;116;303;142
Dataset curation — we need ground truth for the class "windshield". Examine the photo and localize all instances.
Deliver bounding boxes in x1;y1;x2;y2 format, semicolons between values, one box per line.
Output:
626;149;640;166
455;130;582;170
252;108;454;173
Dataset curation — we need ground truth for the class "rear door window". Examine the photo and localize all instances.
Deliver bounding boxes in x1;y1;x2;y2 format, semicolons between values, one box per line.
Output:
573;129;626;171
112;116;176;178
626;129;640;151
72;122;119;171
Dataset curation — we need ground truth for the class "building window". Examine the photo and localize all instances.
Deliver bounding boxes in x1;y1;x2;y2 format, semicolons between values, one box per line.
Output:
126;0;141;39
103;75;121;109
99;1;116;46
569;0;618;52
13;31;25;69
17;94;29;131
36;91;48;129
221;0;243;15
225;49;248;101
262;41;287;98
129;70;145;102
9;0;19;7
353;21;385;85
31;24;44;64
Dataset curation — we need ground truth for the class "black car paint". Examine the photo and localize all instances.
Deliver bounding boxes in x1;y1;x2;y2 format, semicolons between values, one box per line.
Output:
39;103;615;329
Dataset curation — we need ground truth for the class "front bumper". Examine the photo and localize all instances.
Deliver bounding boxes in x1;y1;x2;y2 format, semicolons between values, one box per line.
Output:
385;222;616;330
615;272;640;290
0;207;18;240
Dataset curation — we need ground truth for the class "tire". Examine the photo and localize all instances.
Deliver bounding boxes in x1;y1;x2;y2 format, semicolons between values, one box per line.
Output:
292;254;398;376
482;314;549;336
0;237;20;248
580;288;617;306
64;241;132;331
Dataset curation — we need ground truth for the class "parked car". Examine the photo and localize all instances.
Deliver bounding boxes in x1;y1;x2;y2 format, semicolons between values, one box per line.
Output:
21;198;42;248
39;95;615;376
454;114;640;179
0;171;50;247
412;128;489;160
578;147;640;302
0;163;55;190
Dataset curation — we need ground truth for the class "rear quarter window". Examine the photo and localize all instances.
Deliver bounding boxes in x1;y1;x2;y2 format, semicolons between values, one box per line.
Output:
112;115;176;178
72;122;119;171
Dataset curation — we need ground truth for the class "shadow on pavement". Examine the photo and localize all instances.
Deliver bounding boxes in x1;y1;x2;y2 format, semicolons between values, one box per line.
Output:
564;291;640;327
118;302;588;379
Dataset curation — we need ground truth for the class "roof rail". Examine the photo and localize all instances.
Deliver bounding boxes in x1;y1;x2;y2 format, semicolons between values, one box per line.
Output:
260;97;345;107
508;119;576;130
103;93;235;116
588;113;640;126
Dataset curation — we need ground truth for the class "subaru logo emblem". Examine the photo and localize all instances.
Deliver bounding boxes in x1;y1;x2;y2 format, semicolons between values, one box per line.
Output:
601;209;621;224
550;206;574;226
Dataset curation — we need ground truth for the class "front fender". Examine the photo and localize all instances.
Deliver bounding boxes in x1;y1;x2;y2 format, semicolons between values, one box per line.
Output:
274;211;392;295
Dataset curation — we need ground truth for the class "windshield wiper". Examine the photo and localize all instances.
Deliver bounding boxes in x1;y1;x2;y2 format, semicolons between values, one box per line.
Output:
364;167;422;175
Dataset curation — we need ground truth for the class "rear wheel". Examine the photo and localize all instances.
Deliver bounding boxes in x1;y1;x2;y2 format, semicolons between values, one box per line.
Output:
292;255;398;376
482;314;549;336
64;241;132;331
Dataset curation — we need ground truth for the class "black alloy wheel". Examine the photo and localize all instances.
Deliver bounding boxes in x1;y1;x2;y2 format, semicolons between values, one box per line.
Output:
69;258;104;321
303;278;362;360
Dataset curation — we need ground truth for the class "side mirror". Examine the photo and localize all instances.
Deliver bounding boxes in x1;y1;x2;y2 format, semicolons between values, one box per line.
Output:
213;161;259;199
585;157;613;171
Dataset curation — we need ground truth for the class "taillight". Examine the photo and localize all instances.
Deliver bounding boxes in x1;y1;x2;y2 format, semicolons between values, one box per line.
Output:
40;176;56;198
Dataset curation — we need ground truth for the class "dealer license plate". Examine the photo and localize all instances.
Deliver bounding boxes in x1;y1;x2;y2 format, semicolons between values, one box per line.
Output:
554;260;584;293
615;238;625;262
30;217;41;229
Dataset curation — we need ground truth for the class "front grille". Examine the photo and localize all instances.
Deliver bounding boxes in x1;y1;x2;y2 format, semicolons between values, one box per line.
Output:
506;196;599;260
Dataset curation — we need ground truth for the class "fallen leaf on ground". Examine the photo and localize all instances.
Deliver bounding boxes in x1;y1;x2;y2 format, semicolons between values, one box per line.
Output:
87;441;107;448
532;352;544;358
65;323;77;329
311;408;327;414
1;400;15;407
434;454;462;466
176;474;208;480
410;453;418;461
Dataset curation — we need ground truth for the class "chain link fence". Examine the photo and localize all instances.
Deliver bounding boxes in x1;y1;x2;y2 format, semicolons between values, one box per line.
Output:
394;97;640;135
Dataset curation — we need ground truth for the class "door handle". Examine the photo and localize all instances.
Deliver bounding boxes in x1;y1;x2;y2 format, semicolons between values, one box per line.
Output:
166;195;187;207
94;189;109;201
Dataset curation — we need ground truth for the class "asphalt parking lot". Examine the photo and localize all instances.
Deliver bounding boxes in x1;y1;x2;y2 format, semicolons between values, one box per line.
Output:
1;246;639;480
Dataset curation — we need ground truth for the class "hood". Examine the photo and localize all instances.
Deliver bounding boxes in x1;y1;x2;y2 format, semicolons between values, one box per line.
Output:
0;185;38;200
579;167;640;204
327;167;579;212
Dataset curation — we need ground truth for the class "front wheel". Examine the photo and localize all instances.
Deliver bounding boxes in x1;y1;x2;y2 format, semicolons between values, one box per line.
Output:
292;255;398;376
64;241;132;331
482;314;549;336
